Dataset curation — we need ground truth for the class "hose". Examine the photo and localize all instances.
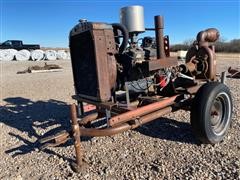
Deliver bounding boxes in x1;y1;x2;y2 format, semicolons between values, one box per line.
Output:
111;23;129;54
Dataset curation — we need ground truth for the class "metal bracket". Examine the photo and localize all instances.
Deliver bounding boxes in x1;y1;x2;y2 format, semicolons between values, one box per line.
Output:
220;71;226;84
77;101;84;118
125;82;130;107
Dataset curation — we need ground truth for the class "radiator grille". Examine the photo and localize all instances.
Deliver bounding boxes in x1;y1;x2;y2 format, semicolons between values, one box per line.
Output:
70;31;98;98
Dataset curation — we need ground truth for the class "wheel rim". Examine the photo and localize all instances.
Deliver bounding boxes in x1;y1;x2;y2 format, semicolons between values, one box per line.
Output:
210;92;231;136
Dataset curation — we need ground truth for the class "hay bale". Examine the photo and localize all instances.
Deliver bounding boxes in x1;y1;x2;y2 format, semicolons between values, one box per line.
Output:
15;49;31;61
0;49;17;61
31;49;44;61
45;50;57;60
57;50;67;60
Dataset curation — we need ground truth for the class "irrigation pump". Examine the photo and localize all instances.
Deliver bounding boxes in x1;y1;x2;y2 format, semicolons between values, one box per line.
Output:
40;5;233;172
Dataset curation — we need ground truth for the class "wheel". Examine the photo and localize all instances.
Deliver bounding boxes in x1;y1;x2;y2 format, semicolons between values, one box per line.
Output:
190;82;232;144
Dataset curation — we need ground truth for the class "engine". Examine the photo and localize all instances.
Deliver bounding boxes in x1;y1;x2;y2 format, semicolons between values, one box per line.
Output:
69;5;219;103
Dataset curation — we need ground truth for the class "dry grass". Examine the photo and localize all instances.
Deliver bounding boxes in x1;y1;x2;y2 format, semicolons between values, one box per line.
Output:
40;47;69;51
170;52;240;64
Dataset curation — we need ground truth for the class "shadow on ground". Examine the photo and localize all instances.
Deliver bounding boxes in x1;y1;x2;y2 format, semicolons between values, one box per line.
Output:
1;97;198;158
1;97;73;157
135;117;199;145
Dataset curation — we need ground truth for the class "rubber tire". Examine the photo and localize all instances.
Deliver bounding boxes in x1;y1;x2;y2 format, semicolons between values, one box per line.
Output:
190;82;232;144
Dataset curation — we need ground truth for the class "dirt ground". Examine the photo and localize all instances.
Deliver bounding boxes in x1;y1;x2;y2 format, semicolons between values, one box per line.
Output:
0;54;239;179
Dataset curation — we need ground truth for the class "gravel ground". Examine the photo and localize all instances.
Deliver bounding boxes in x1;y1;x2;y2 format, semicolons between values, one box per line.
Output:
0;55;239;179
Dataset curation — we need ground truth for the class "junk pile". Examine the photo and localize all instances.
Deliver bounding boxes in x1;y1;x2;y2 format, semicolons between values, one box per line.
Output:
17;63;62;74
228;67;240;78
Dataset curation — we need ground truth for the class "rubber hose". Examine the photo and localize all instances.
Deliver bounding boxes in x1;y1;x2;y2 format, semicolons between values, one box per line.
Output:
111;23;129;54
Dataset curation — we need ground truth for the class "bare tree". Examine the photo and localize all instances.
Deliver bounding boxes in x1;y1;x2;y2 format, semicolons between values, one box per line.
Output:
171;38;240;53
